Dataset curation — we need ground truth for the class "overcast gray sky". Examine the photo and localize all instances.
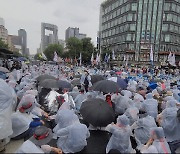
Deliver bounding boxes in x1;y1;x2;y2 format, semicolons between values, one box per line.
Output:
0;0;104;54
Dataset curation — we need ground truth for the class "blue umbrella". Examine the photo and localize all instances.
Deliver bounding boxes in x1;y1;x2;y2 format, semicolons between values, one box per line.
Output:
17;57;27;61
117;77;128;90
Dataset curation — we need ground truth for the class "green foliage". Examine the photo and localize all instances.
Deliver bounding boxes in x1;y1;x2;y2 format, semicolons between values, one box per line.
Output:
13;51;22;57
66;37;95;63
66;37;83;58
44;44;63;61
81;38;94;63
34;53;43;61
0;38;9;49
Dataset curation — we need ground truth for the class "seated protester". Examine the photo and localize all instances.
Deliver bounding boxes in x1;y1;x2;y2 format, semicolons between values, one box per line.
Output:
141;93;158;118
157;102;180;153
74;89;87;111
53;109;79;137
106;115;134;153
141;127;171;153
56;122;90;153
10;96;36;140
106;95;115;111
124;100;139;126
131;115;157;149
114;95;130;115
16;126;62;154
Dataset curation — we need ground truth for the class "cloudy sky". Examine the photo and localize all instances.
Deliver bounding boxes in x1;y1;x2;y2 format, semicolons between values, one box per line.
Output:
0;0;104;54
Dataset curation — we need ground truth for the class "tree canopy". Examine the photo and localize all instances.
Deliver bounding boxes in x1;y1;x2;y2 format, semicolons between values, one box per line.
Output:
43;44;63;61
66;37;95;63
0;38;9;49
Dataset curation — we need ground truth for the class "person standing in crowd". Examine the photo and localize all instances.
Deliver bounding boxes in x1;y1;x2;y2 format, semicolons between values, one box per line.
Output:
80;70;92;92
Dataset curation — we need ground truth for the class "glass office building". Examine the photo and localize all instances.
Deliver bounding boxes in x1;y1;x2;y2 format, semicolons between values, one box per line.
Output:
99;0;180;63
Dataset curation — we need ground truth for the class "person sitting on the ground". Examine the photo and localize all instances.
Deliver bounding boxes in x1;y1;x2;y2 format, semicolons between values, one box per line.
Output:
16;126;62;154
10;95;44;140
141;127;171;153
157;102;180;153
106;115;134;153
56;121;90;153
131;115;157;149
141;93;158;118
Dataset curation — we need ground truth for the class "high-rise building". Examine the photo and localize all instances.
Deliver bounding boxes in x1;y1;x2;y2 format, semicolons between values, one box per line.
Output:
41;23;58;52
58;39;65;48
0;17;5;27
0;25;8;44
18;29;27;55
65;27;86;41
99;0;180;63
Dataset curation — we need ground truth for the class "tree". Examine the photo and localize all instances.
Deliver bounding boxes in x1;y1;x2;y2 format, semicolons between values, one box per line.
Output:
66;37;83;58
81;38;94;63
44;44;63;61
0;38;9;49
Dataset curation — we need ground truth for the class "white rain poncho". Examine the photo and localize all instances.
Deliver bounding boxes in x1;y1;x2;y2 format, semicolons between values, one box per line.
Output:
74;93;87;110
0;79;14;139
133;115;157;147
114;95;130;115
17;94;36;111
124;105;139;126
161;107;180;142
10;111;33;138
150;127;171;153
16;140;44;153
142;93;158;118
106;115;133;153
133;93;144;110
53;109;79;134
56;123;90;153
121;90;132;98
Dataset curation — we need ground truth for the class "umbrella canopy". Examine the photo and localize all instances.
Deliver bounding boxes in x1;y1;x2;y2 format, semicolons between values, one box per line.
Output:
39;79;59;89
57;80;72;90
92;80;120;93
108;77;127;90
148;83;158;90
0;67;10;73
80;98;115;127
17;57;27;61
91;75;104;85
36;74;56;82
74;74;81;78
71;78;81;86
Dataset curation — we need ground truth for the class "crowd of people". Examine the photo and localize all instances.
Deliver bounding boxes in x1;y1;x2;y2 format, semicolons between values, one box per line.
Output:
0;60;179;153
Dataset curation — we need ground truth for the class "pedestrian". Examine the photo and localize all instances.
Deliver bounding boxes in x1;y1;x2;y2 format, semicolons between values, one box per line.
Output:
80;70;92;92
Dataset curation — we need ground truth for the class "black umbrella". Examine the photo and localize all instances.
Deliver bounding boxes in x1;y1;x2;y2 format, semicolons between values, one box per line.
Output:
92;80;120;93
91;75;105;85
36;74;56;82
39;79;59;89
80;98;115;127
71;78;81;86
74;74;81;78
57;80;72;90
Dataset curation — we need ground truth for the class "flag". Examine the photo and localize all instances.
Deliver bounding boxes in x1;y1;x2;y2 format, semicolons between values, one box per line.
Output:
168;52;172;62
42;52;47;60
104;53;108;62
112;51;115;60
91;53;94;65
123;54;126;61
53;51;58;62
96;53;99;65
170;53;176;66
126;55;129;66
150;45;153;62
79;53;82;66
107;54;110;63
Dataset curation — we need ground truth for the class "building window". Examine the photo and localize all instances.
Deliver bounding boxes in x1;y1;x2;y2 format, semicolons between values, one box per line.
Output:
132;3;137;11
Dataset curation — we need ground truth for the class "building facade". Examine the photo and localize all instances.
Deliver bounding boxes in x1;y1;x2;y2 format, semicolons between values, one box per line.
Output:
41;23;58;52
99;0;180;63
18;29;27;55
65;27;86;41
